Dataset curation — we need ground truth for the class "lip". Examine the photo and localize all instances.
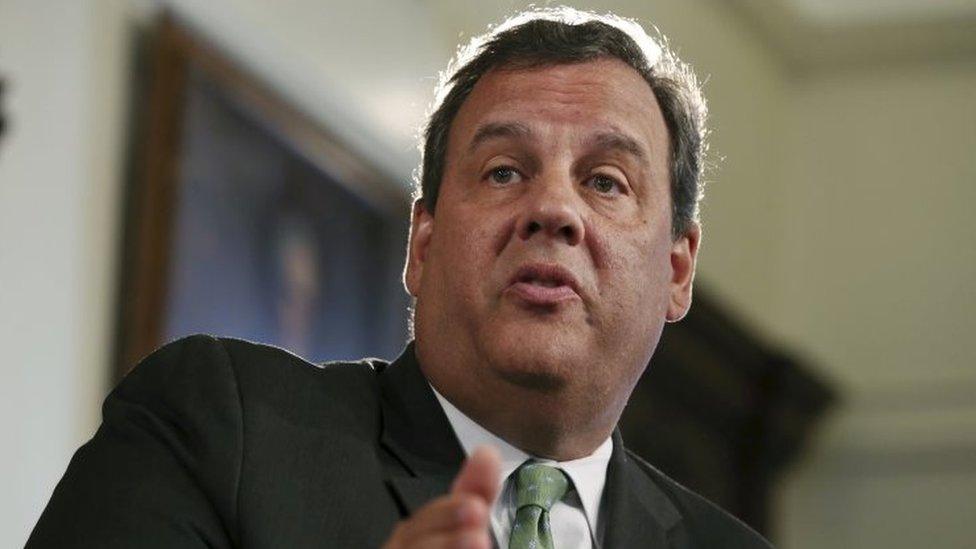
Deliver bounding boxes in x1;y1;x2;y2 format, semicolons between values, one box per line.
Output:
504;263;582;306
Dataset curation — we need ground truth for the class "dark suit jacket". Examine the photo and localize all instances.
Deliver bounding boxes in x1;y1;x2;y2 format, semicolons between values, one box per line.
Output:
28;335;771;548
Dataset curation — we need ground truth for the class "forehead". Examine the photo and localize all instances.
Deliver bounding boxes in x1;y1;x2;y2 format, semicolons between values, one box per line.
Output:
447;58;668;158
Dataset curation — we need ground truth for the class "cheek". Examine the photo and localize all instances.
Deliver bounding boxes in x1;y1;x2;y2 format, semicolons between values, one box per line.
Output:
602;227;673;316
593;233;672;373
427;208;499;292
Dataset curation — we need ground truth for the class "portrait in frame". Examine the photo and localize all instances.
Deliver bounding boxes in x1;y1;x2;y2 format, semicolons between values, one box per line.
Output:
114;15;410;380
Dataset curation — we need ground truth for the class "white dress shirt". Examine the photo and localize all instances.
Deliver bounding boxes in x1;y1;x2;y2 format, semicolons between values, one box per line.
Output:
431;386;613;549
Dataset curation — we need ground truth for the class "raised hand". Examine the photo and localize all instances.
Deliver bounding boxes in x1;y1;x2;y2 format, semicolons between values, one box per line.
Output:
383;446;501;549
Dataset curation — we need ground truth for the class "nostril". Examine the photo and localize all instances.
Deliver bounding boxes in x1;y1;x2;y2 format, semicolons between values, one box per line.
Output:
559;225;576;241
527;221;542;234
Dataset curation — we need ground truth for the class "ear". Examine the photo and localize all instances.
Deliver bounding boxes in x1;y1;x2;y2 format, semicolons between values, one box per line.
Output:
666;222;701;322
403;199;434;297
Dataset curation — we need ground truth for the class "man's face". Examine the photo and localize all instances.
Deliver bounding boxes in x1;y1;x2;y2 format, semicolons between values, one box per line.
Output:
406;58;699;409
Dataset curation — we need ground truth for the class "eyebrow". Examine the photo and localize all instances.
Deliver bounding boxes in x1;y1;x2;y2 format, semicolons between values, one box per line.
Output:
466;122;649;161
587;130;647;161
467;121;533;152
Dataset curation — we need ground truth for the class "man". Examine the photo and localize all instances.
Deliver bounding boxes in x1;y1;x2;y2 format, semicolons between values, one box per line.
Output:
28;7;772;548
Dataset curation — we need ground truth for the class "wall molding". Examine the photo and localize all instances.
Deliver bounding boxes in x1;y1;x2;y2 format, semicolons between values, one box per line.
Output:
721;0;976;73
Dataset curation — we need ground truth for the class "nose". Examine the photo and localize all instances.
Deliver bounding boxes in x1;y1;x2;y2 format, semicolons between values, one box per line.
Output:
515;180;585;246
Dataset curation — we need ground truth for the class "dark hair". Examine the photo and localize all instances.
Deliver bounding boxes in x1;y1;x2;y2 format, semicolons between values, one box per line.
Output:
417;7;708;237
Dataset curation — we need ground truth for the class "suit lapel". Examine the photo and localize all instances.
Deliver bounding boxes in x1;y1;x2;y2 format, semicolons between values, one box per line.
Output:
600;430;683;548
378;342;465;514
377;344;684;547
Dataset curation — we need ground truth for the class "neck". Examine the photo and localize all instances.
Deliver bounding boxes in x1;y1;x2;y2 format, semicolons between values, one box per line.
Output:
416;342;624;461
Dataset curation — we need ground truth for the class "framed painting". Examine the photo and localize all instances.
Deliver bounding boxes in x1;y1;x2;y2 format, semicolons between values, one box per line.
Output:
114;15;411;379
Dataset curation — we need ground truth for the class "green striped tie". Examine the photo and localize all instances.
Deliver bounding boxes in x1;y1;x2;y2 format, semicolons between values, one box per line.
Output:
508;463;569;549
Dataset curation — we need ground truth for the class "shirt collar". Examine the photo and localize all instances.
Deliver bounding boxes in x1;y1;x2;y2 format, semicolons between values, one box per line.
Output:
431;385;613;533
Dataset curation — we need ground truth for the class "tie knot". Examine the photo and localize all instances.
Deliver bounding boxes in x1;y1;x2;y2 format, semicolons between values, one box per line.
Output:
515;463;569;511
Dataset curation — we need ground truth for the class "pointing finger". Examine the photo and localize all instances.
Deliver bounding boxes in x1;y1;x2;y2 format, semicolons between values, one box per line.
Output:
450;446;501;505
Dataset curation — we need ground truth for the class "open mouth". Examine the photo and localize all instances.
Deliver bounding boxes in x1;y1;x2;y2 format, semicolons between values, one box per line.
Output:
517;275;564;288
507;264;580;305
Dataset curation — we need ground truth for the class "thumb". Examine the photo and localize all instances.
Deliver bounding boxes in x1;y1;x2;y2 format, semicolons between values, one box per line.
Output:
451;445;501;505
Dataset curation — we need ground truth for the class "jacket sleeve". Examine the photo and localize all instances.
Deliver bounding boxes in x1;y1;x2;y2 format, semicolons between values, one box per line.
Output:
26;335;243;548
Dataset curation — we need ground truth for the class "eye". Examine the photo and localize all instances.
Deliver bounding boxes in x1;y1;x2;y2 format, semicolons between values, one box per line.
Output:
486;166;523;185
585;173;624;196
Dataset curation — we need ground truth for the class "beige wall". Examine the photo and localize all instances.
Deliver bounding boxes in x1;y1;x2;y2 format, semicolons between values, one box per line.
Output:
775;62;976;548
2;0;973;546
1;0;133;543
778;63;976;389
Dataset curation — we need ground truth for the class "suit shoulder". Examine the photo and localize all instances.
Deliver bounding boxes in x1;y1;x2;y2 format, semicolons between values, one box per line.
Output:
118;335;386;417
214;336;391;437
215;336;386;398
113;334;239;409
625;449;774;549
133;334;387;380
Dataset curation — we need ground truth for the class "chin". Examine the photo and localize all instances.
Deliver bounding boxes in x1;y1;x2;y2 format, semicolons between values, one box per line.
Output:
475;319;589;393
